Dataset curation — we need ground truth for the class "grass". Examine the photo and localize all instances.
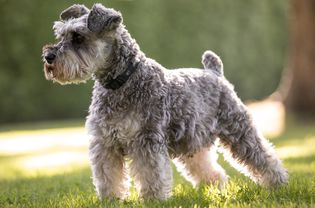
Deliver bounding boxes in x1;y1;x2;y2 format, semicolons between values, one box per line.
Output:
0;119;314;207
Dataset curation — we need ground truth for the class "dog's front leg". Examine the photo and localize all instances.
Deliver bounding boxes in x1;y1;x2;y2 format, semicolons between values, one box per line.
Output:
130;132;173;200
89;137;128;200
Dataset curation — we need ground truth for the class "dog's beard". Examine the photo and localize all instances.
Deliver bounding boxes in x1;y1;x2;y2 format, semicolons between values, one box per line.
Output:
44;49;99;84
43;41;109;85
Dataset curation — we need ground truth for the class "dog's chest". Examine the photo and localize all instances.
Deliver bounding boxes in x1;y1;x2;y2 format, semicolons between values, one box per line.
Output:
99;113;142;147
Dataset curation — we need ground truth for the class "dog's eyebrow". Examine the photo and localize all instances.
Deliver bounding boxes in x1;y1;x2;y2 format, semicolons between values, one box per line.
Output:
53;17;89;39
53;21;65;38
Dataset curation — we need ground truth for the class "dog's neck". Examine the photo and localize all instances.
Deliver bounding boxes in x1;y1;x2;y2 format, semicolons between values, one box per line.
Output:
101;59;139;90
94;27;144;90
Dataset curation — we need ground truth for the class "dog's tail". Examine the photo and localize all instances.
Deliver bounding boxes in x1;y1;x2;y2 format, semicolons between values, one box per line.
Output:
202;50;223;76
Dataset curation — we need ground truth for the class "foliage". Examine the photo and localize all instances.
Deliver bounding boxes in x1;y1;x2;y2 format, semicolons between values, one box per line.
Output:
0;0;288;123
0;119;314;207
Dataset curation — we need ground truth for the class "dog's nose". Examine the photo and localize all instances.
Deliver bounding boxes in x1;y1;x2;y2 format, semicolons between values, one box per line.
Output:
45;53;56;64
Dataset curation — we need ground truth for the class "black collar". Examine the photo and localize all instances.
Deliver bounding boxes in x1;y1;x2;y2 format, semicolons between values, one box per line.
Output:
103;61;138;90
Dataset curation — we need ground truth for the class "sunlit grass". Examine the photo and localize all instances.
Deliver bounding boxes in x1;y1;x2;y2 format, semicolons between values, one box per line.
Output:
0;123;89;179
277;136;315;159
0;118;314;207
0;127;87;155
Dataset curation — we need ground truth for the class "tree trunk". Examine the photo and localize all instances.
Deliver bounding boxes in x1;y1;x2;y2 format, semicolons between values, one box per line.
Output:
280;0;315;116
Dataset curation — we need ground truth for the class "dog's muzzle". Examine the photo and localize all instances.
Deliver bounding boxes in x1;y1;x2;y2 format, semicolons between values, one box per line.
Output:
44;53;56;64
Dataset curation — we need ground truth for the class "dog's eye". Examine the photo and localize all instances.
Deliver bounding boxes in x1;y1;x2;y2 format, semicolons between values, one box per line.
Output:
72;32;85;44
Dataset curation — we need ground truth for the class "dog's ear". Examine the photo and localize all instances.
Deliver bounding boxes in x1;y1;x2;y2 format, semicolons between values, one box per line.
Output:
87;4;122;33
60;4;89;21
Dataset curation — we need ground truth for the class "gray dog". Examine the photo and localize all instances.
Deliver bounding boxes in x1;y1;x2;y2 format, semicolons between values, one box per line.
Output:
42;4;288;200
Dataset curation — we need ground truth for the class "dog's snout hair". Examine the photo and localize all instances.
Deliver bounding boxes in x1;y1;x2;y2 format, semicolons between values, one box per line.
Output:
42;3;288;201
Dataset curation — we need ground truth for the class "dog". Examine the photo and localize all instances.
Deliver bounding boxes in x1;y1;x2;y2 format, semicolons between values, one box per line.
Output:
42;3;288;200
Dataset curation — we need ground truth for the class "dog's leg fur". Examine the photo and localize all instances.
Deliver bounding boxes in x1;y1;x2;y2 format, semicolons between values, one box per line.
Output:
217;84;288;186
89;137;129;199
130;133;173;200
173;146;228;188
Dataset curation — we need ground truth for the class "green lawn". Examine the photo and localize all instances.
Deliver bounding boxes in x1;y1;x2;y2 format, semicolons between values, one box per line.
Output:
0;119;314;208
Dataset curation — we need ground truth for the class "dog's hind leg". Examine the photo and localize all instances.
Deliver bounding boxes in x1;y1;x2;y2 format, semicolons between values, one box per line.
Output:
217;85;288;187
173;146;228;188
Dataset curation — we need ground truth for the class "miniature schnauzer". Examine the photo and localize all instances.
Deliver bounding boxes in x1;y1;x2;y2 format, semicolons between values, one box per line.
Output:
42;3;288;200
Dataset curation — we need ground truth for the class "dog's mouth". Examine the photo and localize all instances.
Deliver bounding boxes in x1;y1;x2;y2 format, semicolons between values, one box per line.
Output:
43;60;91;85
43;64;68;84
43;62;56;80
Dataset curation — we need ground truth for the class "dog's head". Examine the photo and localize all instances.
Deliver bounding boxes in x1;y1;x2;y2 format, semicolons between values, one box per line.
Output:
42;4;123;84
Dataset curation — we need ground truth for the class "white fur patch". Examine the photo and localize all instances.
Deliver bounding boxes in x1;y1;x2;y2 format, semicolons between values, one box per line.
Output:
53;16;87;39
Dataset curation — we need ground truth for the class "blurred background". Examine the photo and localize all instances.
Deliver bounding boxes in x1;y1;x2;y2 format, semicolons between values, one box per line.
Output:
0;0;289;124
0;1;315;206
